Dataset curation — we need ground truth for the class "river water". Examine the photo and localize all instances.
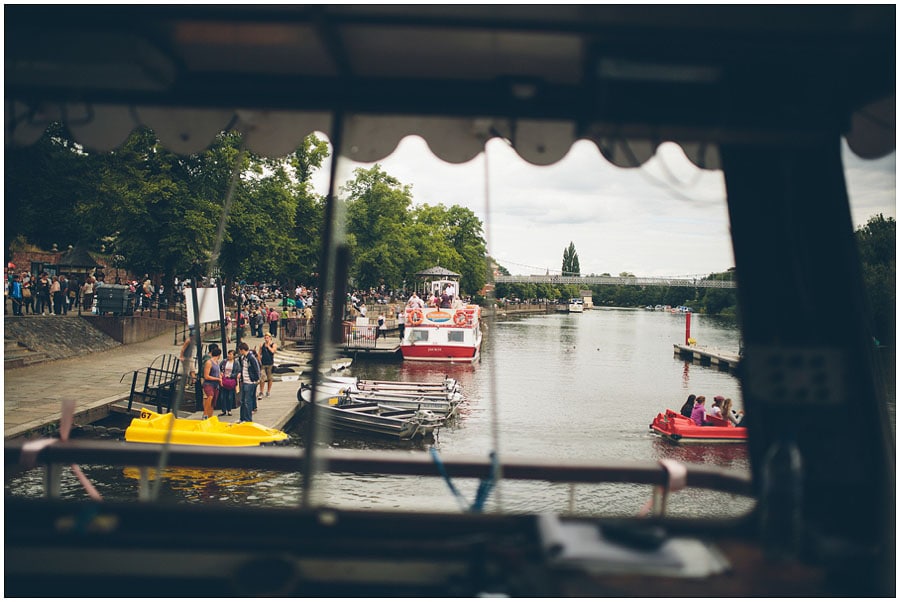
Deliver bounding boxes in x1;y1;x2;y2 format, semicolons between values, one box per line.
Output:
6;308;756;518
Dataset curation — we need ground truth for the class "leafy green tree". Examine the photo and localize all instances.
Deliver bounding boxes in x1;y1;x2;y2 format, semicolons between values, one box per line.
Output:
343;165;414;290
5;123;100;250
342;165;487;295
856;214;895;345
562;241;580;276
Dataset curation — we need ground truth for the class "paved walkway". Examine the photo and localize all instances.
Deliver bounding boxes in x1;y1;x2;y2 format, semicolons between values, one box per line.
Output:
4;331;325;440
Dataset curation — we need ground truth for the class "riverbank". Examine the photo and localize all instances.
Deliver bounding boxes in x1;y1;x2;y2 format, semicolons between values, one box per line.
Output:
3;316;325;441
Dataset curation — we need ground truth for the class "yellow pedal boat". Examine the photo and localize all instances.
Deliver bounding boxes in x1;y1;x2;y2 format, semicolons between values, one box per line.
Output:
124;408;289;447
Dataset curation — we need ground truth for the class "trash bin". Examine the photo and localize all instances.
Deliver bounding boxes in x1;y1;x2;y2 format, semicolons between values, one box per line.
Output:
96;284;133;315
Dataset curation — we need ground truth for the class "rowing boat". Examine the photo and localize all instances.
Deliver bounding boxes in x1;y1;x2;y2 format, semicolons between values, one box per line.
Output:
297;384;445;440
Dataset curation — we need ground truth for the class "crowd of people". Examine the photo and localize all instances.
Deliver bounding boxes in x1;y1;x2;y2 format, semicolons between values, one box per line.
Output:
679;394;745;427
5;270;102;316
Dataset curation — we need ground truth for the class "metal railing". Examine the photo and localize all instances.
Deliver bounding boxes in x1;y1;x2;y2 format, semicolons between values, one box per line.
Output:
4;439;754;512
495;275;737;288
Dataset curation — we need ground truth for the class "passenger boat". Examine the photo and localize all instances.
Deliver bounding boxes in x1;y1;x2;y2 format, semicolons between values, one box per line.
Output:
649;409;748;443
568;298;585;313
124;408;289;447
400;271;483;362
297;384;445;439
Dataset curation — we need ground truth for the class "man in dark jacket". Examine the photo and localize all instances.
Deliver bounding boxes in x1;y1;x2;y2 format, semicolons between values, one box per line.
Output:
237;342;261;423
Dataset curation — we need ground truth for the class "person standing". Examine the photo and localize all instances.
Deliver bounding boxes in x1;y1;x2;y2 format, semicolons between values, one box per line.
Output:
10;274;23;315
257;333;277;399
22;273;34;314
201;345;222;419
397;308;405;340
81;277;95;312
218;349;240;417
50;275;64;315
267;306;280;337
59;274;70;314
377;314;387;339
35;273;51;315
237;342;260;423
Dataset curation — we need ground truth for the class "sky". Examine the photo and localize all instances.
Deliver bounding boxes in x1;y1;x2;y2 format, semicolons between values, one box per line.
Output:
313;136;896;279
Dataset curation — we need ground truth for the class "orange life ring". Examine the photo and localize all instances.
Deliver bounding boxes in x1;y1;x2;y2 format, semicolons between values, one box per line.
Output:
408;309;424;326
453;310;468;327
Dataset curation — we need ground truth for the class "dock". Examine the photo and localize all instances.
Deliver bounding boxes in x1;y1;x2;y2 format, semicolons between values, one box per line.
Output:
673;343;741;372
3;324;351;441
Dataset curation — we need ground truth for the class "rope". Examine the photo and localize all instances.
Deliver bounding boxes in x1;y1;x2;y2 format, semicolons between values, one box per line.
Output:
430;447;499;513
482;141;503;510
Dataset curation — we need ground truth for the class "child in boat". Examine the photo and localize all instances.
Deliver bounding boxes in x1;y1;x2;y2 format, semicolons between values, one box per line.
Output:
709;395;724;418
721;397;744;426
679;394;696;418
690;396;707;426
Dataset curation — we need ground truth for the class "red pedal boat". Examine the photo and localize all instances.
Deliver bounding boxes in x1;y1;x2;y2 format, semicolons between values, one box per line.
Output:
650;409;747;443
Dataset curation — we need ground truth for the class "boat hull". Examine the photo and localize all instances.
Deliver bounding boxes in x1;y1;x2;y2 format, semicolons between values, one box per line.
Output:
298;386;444;440
649;409;747;443
400;342;480;362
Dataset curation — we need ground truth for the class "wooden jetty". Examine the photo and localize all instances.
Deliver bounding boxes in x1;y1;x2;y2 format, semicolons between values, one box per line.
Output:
673;343;741;372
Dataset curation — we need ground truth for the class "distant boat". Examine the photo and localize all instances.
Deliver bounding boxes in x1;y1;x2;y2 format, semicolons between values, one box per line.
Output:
567;299;584;313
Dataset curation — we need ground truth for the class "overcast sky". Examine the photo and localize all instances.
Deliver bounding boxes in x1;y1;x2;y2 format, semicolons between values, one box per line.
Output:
313;137;895;278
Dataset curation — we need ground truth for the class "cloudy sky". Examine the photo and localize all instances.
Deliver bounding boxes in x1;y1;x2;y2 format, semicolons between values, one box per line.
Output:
314;136;895;278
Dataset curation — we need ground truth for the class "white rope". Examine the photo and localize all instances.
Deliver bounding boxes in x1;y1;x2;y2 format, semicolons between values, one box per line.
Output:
483;143;503;511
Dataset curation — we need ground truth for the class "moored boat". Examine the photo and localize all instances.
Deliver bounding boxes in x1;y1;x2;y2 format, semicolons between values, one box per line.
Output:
298;384;445;439
124;408;289;447
567;298;584;313
400;268;482;363
649;409;747;443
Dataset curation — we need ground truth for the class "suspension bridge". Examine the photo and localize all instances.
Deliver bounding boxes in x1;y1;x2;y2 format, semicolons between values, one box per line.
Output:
493;274;736;289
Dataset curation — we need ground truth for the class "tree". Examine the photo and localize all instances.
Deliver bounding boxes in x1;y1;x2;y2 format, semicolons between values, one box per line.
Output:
343;165;415;290
562;242;580;276
856;214;895;345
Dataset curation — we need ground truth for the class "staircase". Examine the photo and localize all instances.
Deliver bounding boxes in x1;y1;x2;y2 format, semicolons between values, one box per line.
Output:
4;338;49;369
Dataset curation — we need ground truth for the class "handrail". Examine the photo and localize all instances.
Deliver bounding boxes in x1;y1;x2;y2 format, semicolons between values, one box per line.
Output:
5;439;754;497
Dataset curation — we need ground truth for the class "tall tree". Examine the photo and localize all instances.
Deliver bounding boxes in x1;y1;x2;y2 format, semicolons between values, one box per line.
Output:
562;241;580;276
856;214;895;345
343;165;414;290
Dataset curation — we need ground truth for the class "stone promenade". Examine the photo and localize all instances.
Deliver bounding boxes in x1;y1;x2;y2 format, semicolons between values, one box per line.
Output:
4;315;319;441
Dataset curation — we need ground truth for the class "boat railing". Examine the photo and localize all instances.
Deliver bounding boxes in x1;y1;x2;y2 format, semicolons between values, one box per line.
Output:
5;439;754;513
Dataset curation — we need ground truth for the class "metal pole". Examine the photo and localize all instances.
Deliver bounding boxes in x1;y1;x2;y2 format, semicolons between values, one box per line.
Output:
217;279;227;354
190;281;203;411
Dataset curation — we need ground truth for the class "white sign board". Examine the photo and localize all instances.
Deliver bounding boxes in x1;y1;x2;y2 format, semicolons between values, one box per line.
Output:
184;287;224;326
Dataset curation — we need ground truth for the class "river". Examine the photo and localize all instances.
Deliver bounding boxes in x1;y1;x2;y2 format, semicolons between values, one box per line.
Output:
6;308;756;518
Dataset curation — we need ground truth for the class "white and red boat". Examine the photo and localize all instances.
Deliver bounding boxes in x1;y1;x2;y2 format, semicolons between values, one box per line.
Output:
400;271;483;363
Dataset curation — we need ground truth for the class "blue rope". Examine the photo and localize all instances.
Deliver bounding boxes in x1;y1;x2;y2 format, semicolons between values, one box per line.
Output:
430;447;498;513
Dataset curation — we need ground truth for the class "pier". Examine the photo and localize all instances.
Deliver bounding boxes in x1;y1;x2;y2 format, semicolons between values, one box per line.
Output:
673;343;741;372
3;316;344;441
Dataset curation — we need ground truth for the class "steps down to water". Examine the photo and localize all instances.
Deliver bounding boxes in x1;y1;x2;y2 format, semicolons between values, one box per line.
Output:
4;316;121;370
4;338;50;369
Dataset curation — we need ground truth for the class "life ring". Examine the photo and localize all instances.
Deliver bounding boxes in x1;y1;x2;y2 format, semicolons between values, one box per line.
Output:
453;310;468;327
408;309;424;326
